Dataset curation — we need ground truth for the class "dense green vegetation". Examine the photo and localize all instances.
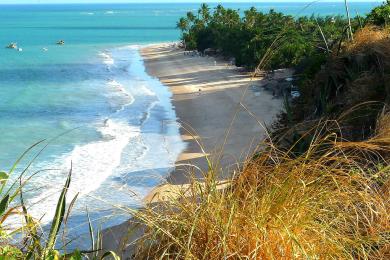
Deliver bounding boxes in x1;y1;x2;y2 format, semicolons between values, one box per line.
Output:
177;3;358;70
272;2;390;152
367;0;390;26
177;2;390;71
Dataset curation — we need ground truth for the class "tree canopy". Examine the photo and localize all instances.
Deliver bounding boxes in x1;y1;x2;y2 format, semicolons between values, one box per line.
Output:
177;4;362;70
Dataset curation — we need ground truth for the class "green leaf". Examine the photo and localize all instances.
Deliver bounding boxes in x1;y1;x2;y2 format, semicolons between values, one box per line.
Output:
0;172;8;182
46;166;72;251
69;250;82;260
0;194;10;217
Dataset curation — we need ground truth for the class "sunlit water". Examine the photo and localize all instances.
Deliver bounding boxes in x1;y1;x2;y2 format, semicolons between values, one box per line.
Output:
0;2;381;243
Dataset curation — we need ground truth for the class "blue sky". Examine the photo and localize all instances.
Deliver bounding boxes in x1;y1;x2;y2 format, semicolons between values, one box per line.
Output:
0;0;383;4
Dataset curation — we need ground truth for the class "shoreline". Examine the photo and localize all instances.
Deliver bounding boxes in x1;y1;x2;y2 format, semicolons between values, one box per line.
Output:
141;43;284;202
101;42;285;257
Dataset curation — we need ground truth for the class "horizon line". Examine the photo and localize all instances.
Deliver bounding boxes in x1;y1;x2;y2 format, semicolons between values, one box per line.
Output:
0;1;383;5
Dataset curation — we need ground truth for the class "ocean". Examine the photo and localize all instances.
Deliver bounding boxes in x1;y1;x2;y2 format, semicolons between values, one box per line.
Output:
0;2;382;242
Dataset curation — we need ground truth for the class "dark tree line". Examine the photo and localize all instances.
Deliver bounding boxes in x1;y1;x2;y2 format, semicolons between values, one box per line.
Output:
177;3;390;71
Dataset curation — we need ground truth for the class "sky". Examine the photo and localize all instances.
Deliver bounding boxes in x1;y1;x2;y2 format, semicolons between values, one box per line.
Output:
0;0;383;4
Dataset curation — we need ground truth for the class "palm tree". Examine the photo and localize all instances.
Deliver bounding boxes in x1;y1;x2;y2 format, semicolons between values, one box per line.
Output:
176;17;189;32
200;3;210;23
186;11;196;23
213;4;225;24
244;7;257;28
223;9;240;28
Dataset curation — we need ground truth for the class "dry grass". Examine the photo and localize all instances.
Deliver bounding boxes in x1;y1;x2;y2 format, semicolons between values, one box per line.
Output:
344;26;390;54
132;115;390;259
327;26;390;109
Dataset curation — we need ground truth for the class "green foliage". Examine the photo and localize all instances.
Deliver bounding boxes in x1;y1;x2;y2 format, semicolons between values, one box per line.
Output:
0;245;23;259
69;250;82;260
177;5;359;70
273;25;390;152
366;1;390;26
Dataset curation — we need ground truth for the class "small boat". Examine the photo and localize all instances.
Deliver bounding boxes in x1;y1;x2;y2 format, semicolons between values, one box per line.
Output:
42;47;48;52
17;48;23;52
56;40;65;45
6;43;17;49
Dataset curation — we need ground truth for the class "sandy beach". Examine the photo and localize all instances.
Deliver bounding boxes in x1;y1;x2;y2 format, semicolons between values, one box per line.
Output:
101;43;283;257
141;43;283;201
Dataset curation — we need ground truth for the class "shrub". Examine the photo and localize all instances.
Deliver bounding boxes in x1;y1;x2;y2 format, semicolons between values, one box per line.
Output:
366;1;390;26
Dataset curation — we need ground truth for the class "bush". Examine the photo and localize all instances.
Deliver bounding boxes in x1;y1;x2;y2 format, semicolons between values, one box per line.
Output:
366;1;390;26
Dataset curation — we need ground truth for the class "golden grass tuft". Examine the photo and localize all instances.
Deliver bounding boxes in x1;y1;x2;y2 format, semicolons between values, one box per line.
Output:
344;26;390;54
133;116;390;259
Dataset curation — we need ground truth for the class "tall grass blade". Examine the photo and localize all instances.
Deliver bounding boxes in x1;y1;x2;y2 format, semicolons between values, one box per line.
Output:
62;192;79;251
356;11;363;28
86;208;96;258
316;19;330;54
344;0;354;40
46;164;72;252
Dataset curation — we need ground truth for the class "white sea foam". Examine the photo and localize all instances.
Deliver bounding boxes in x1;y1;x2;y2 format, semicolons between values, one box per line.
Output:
105;79;135;112
26;119;140;224
98;51;114;66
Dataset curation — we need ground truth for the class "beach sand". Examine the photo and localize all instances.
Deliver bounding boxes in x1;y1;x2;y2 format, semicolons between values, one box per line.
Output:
142;43;282;202
101;43;283;257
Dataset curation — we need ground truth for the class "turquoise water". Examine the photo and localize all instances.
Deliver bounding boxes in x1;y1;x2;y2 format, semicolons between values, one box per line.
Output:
0;2;382;241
